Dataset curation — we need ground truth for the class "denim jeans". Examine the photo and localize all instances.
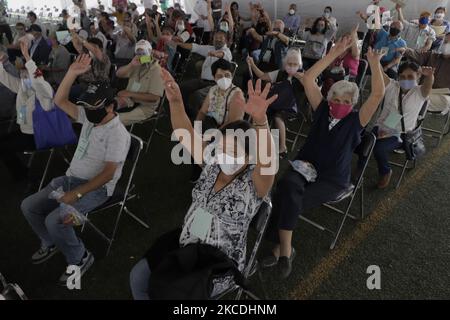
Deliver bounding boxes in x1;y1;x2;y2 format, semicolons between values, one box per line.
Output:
130;258;151;300
357;128;402;175
21;176;109;265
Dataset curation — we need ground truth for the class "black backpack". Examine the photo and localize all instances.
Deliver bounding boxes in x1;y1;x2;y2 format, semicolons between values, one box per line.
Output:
148;243;244;300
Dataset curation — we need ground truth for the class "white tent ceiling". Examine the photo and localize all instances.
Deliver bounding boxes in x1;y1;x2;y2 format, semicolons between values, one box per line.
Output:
6;0;450;34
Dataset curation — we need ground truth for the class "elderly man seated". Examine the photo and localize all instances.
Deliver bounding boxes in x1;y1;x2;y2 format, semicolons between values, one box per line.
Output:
115;40;164;126
247;19;290;70
373;20;406;79
21;54;130;286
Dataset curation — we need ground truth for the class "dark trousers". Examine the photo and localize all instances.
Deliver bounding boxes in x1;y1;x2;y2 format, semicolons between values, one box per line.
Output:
357;130;402;175
179;79;214;119
0;131;36;180
266;168;344;243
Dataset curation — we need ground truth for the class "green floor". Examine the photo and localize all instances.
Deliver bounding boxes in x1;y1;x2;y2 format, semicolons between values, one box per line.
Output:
0;59;449;299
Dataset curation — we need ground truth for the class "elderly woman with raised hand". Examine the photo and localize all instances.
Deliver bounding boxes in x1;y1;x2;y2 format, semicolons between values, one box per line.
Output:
248;47;307;158
129;69;278;300
262;38;386;279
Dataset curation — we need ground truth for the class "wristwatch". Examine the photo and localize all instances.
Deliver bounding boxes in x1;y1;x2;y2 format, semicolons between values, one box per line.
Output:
76;192;83;200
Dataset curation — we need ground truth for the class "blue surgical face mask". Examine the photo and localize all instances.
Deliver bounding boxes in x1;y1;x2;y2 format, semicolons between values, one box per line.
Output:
419;17;429;25
399;79;417;91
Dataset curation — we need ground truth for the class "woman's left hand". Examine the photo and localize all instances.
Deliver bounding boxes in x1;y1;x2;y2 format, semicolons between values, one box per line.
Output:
244;79;278;123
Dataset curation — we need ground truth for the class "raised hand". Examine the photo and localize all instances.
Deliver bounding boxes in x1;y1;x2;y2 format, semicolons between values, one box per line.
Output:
329;36;354;57
0;52;7;63
246;55;255;66
160;68;183;105
366;47;385;64
351;24;359;38
420;66;435;77
20;41;31;61
245;79;278;123
68;54;92;76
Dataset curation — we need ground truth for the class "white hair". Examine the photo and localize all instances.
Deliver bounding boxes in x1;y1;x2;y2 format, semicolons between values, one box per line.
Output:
327;80;359;105
283;48;303;68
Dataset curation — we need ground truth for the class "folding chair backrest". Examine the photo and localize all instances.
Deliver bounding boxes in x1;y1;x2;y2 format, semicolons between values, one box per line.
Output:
127;134;144;163
355;59;368;89
245;200;272;277
171;51;182;77
231;62;238;80
355;132;377;186
109;63;118;85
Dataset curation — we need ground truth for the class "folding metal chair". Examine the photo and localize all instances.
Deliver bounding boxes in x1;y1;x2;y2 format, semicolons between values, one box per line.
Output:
23;148;56;191
285;110;308;152
299;132;377;249
213;200;273;300
422;108;450;147
355;59;369;107
82;134;148;255
389;100;428;189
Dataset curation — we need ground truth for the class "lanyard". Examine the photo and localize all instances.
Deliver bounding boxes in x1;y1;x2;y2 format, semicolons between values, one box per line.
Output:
206;166;249;203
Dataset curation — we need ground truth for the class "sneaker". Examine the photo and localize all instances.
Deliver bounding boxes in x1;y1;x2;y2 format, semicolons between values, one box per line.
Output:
377;170;393;189
31;245;59;265
58;250;94;287
393;149;405;154
277;247;297;279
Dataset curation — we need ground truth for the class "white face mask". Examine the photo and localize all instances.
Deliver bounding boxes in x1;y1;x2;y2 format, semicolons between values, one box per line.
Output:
216;77;232;91
289;9;295;15
324;11;331;18
177;23;185;32
435;13;445;20
220;23;229;33
285;65;298;76
217;153;245;176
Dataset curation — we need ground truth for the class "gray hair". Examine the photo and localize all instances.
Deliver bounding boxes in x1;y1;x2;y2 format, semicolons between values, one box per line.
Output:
283;48;303;68
327;80;359;105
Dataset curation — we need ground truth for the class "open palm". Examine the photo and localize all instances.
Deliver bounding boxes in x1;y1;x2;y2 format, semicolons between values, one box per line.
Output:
69;54;92;76
245;79;278;122
160;68;183;105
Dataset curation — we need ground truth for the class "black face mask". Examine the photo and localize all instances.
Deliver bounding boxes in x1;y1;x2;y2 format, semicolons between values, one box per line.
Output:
84;107;108;124
389;27;401;37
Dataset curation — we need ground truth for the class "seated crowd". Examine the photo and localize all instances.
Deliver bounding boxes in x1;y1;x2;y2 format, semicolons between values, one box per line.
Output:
0;0;449;299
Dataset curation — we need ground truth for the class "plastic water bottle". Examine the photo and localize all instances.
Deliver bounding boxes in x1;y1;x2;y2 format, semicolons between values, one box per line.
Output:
48;188;87;226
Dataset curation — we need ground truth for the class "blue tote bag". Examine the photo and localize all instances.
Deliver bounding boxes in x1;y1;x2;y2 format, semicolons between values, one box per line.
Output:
32;98;78;150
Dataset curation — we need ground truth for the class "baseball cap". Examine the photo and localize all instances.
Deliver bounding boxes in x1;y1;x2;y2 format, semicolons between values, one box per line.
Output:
76;83;115;109
135;40;152;55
